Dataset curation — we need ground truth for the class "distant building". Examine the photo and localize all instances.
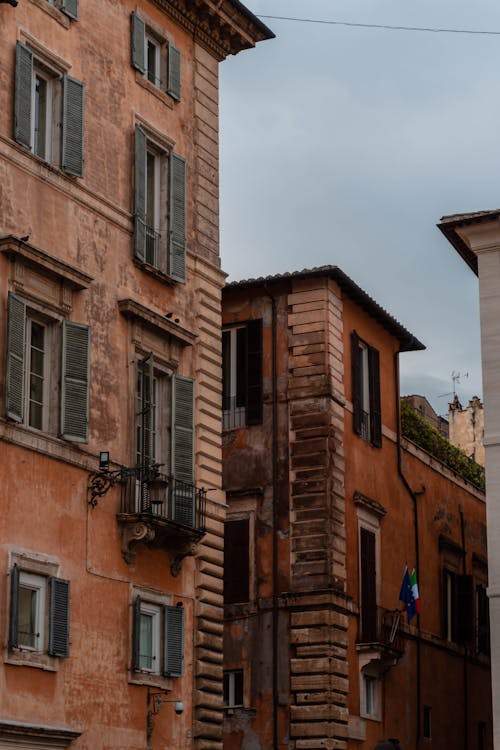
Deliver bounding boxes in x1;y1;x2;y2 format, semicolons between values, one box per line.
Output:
449;395;485;466
402;394;449;437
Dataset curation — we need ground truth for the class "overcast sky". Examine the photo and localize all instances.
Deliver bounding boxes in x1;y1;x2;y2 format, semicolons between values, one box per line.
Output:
218;0;500;417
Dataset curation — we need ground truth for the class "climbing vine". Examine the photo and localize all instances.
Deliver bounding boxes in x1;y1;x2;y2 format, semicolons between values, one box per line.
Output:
401;400;485;491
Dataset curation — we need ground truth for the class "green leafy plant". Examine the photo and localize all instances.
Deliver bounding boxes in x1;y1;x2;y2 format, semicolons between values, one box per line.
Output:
401;400;485;491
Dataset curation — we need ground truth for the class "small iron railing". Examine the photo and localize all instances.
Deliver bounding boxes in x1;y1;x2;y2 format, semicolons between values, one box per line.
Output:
118;465;206;532
145;225;160;266
222;395;246;430
360;410;370;441
358;607;405;653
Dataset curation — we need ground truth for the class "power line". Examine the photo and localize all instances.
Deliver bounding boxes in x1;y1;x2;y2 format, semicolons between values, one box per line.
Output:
257;14;500;36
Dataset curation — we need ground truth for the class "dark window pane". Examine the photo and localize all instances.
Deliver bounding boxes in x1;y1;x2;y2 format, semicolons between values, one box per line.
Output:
224;519;250;604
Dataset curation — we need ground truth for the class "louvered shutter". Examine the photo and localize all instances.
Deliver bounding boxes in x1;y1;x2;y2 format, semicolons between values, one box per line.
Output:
61;321;90;442
15;42;33;149
131;13;146;73
224;519;250;604
134;125;147;261
167;44;181;100
360;528;377;641
164;605;184;677
60;0;78;20
457;574;474;644
369;346;382;447
6;293;26;423
171;376;195;526
351;332;362;436
48;577;70;657
246;320;262;425
169;153;186;282
131;596;141;671
8;564;20;649
62;75;84;177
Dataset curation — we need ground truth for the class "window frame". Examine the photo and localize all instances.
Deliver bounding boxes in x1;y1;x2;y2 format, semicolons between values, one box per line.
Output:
138;601;161;675
351;331;382;447
358;657;382;722
17;571;47;652
222;319;263;429
223;669;244;710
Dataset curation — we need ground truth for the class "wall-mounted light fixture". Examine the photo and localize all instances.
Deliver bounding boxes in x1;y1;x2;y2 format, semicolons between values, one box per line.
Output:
147;689;184;743
87;452;164;507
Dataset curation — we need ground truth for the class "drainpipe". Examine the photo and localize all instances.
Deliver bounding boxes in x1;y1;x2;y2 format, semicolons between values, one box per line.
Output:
264;284;279;750
459;506;469;750
394;352;422;750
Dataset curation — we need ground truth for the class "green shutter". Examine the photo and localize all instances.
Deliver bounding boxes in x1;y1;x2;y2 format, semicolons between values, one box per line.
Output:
368;346;382;447
48;578;70;657
14;42;33;149
164;605;184;677
6;293;26;423
60;0;78;20
8;564;19;649
61;321;90;443
169;153;186;282
134;125;147;261
131;13;146;73
167;44;181;100
131;596;141;671
172;376;194;526
351;331;362;436
62;75;84;177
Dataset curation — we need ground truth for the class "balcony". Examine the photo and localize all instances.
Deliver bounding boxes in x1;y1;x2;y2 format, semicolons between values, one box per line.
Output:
357;607;406;670
112;465;206;570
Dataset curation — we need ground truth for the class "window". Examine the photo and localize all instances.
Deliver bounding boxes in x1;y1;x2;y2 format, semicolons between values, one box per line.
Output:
476;583;490;655
423;705;432;740
9;564;70;659
224;518;250;604
359;664;381;721
222;320;263;428
132;597;184;677
351;331;381;447
14;42;84;176
363;674;377;716
223;670;244;709
131;13;181;100
360;526;377;641
134;125;186;282
5;293;90;442
44;0;78;18
442;569;473;644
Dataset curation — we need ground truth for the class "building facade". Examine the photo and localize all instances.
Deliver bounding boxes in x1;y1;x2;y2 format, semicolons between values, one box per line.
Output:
439;211;500;750
449;395;485;466
0;1;272;747
221;267;492;750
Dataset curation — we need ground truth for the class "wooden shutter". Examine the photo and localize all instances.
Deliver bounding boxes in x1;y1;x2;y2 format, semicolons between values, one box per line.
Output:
164;605;184;677
48;577;70;657
351;331;362;436
246;320;262;425
60;0;78;20
360;528;377;641
6;293;26;423
369;346;382;447
131;13;146;73
171;376;195;526
477;584;490;654
167;44;181;100
14;42;33;149
224;519;250;604
61;321;90;442
134;125;147;261
8;564;20;649
131;596;141;671
62;75;84;177
169;152;186;282
457;574;474;644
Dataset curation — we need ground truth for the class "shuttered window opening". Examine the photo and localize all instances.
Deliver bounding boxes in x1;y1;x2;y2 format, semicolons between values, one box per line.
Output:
9;564;70;658
351;331;382;448
222;320;263;429
442;569;474;644
360;527;377;642
132;597;184;677
14;42;84;176
171;376;195;526
44;0;78;18
134;126;186;282
224;518;250;604
5;293;90;444
131;13;181;101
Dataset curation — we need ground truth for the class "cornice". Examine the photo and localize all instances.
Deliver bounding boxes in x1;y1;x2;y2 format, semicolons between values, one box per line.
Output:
152;0;274;61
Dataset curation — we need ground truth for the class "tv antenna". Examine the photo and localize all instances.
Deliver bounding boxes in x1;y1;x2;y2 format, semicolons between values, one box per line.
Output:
438;370;469;399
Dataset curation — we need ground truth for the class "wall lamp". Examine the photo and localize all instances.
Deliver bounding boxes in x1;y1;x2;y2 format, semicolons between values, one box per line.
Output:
87;451;164;507
147;689;184;743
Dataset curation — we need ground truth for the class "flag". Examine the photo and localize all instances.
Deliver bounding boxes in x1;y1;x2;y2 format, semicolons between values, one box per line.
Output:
399;565;419;622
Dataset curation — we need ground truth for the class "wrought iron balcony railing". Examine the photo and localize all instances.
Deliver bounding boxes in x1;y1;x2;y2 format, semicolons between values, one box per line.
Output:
357;607;405;654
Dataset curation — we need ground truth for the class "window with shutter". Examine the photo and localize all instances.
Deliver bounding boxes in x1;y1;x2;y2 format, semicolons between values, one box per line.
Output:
14;42;84;175
134;126;186;281
443;568;473;644
164;605;184;677
130;13;182;101
351;332;382;447
61;321;90;443
224;519;250;604
360;527;377;641
222;320;263;429
171;376;195;526
130;593;185;684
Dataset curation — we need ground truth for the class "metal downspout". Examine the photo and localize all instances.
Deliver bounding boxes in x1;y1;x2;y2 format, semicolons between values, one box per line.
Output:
394;352;422;750
460;506;469;750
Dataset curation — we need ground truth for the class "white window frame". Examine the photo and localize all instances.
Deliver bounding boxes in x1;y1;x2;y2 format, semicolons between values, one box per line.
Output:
138;601;161;675
17;571;47;653
223;669;244;710
360;669;381;720
29;57;62;166
145;33;162;88
24;315;51;433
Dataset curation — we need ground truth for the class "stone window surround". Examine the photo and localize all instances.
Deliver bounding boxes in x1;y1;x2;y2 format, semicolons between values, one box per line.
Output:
129;584;175;691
